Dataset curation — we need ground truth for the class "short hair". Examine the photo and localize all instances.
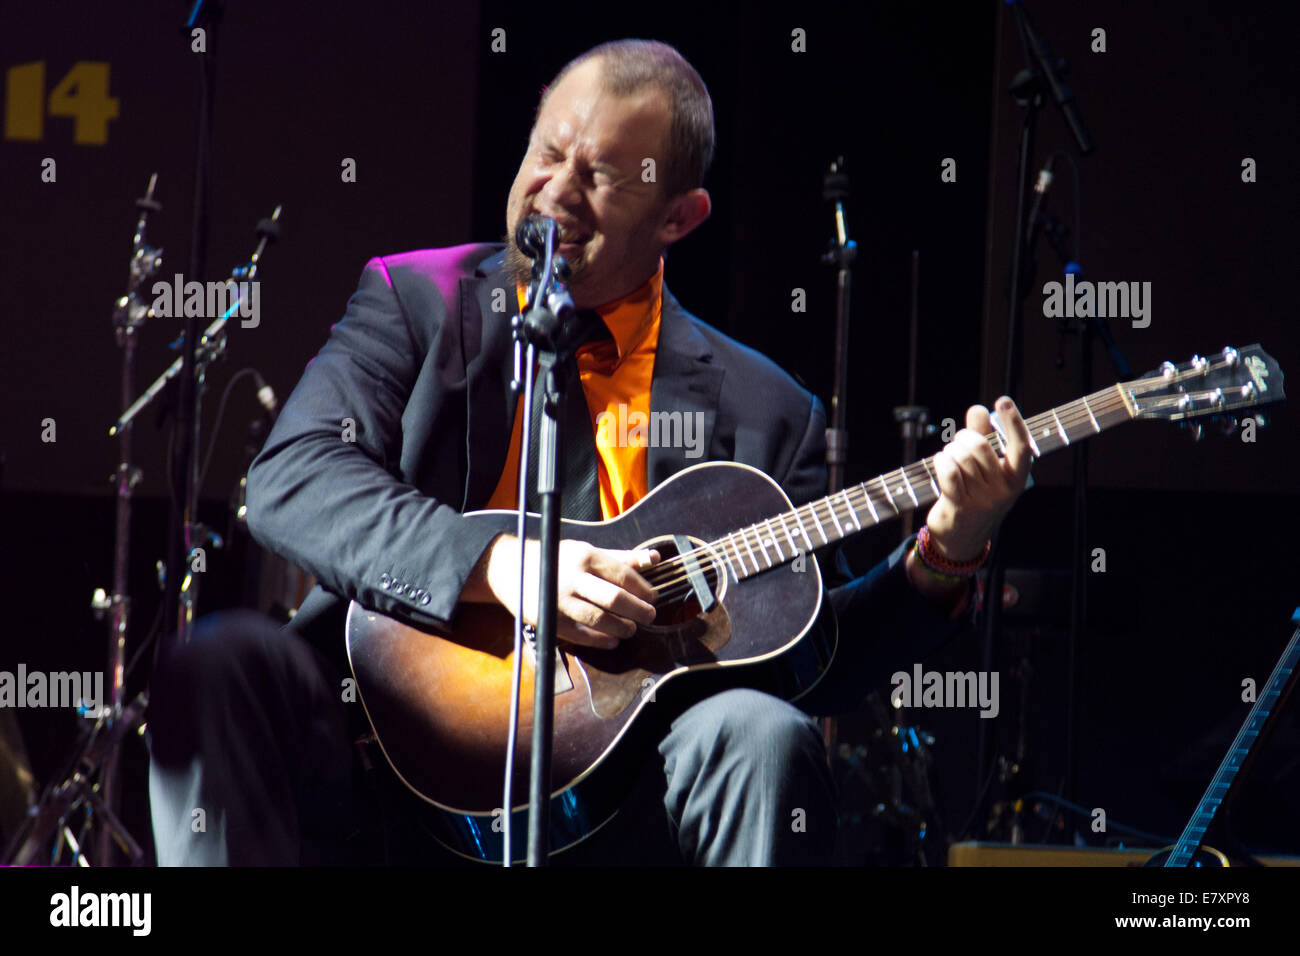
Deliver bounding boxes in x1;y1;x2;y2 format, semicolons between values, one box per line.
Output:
538;39;715;200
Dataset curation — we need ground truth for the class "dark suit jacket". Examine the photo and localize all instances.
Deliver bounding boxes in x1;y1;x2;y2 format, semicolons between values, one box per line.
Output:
246;244;961;712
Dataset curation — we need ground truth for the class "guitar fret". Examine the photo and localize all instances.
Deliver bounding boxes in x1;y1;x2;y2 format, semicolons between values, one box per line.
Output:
1080;394;1101;432
752;526;773;567
793;513;815;552
840;489;862;531
738;531;759;573
826;496;845;537
859;483;880;524
806;503;828;545
719;545;741;583
1050;407;1069;445
725;533;745;576
921;458;941;499
1159;618;1300;869
765;518;785;561
689;359;1259;615
778;513;800;552
900;469;919;509
880;478;900;515
1113;382;1137;419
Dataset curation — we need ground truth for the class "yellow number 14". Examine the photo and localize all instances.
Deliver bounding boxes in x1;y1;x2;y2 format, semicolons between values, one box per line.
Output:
5;61;120;145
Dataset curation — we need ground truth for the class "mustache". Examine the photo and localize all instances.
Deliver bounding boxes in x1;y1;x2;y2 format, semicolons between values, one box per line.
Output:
503;224;587;283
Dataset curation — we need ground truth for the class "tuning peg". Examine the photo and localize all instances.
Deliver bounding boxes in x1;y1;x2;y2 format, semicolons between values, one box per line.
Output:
1180;421;1205;441
1218;416;1238;435
1255;412;1268;427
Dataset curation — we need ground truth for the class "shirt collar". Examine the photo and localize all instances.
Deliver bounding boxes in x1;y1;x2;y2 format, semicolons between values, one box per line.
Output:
590;257;663;361
515;257;663;363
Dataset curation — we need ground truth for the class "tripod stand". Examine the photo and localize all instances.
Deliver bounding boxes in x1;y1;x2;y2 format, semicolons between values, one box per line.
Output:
3;175;163;866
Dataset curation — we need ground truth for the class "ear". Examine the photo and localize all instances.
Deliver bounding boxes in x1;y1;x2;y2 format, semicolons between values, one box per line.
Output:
656;188;711;245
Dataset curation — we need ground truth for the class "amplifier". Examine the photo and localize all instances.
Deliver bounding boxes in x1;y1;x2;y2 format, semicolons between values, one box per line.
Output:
948;841;1300;866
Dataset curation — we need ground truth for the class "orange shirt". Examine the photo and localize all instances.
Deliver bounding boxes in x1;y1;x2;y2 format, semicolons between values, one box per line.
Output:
485;259;664;519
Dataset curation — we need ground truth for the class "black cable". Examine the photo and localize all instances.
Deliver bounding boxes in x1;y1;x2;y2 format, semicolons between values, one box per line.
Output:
958;749;1004;841
1021;790;1175;847
198;367;261;493
124;600;165;683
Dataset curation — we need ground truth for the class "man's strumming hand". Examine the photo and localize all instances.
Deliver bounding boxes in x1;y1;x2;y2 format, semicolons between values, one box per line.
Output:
464;535;660;650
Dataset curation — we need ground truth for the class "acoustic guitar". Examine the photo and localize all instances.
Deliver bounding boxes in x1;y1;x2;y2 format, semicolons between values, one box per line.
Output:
345;345;1284;861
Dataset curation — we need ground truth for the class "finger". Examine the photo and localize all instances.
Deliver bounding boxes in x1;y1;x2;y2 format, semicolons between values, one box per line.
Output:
965;403;991;435
586;549;659;603
932;444;968;501
574;573;656;626
560;593;638;640
994;396;1033;481
632;548;661;570
557;615;620;650
950;429;1002;483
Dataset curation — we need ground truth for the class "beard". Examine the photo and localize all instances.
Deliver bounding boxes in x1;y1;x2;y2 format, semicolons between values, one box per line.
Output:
503;229;589;292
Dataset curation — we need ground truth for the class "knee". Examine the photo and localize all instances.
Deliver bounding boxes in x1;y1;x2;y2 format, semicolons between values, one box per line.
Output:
147;610;288;750
155;610;286;685
692;689;826;766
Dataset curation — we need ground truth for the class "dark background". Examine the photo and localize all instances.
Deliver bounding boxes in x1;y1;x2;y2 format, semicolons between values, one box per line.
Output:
1;1;1295;864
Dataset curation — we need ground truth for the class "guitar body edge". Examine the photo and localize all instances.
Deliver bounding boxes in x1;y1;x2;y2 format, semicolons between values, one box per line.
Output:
346;461;840;862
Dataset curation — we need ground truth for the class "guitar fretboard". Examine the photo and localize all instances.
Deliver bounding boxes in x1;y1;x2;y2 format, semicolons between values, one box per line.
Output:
1164;619;1300;867
708;384;1135;582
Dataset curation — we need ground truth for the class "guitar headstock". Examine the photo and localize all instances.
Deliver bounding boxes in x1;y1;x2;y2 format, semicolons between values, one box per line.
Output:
1125;345;1285;432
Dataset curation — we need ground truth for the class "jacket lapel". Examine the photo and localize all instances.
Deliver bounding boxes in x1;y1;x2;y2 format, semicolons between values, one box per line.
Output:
461;247;518;511
647;285;725;490
459;261;727;508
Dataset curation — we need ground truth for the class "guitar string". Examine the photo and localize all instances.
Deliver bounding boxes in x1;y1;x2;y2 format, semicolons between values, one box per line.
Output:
635;355;1238;590
639;363;1246;598
640;388;1134;595
644;389;1137;596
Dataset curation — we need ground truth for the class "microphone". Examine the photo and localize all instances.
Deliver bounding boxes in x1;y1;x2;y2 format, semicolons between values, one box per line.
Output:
514;214;557;259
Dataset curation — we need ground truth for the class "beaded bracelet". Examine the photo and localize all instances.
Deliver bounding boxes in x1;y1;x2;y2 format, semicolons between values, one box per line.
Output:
915;524;990;580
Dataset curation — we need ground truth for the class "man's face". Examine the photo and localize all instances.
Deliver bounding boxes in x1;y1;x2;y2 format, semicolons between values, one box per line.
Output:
506;59;674;308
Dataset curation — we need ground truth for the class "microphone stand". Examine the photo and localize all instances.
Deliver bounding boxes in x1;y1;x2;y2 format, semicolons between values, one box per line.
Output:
164;0;223;650
507;222;576;866
981;0;1096;835
3;201;283;867
95;174;163;863
1039;209;1130;842
4;177;164;867
892;250;929;540
819;158;856;757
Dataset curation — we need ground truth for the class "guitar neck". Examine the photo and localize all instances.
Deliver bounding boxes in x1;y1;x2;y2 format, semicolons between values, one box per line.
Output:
710;384;1135;580
1164;619;1300;867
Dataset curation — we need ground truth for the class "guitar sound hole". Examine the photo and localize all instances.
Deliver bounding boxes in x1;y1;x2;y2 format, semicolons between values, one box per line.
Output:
641;535;724;629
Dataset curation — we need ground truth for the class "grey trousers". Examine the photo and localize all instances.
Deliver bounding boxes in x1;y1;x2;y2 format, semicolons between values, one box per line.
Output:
147;610;836;866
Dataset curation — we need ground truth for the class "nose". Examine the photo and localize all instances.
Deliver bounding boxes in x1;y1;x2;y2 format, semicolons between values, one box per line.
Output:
538;158;582;213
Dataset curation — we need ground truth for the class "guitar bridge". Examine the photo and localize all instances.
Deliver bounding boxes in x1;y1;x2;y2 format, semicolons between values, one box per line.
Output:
522;624;573;694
